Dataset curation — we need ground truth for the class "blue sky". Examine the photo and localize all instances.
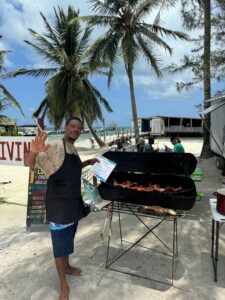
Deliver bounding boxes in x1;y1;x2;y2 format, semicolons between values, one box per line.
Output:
0;1;223;127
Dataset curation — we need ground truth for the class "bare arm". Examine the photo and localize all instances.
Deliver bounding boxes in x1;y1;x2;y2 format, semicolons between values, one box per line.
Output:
82;158;99;169
24;131;49;168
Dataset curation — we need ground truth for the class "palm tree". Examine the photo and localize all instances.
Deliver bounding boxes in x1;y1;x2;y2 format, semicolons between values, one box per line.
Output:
9;6;112;147
200;0;212;158
84;0;189;143
0;39;24;117
159;0;214;158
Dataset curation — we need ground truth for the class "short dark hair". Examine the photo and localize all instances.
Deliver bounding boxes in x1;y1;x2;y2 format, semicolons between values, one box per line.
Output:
148;137;154;144
170;137;176;142
171;136;180;143
65;116;83;126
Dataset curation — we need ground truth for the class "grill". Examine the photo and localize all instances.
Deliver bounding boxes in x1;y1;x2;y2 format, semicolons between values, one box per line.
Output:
98;151;197;211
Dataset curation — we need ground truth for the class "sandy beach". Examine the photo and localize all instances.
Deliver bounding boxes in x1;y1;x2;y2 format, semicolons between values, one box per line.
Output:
1;136;225;300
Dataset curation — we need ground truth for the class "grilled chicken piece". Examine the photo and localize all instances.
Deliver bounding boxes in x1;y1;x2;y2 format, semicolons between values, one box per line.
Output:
171;186;182;192
142;205;177;216
112;180;166;192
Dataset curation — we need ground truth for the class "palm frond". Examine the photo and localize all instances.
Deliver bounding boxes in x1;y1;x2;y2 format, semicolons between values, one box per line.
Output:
139;25;172;54
107;65;114;87
0;50;10;73
62;9;81;57
86;15;118;27
121;33;139;66
27;28;58;56
5;68;57;78
80;60;109;76
89;0;119;15
84;78;113;112
153;0;178;26
59;49;70;68
0;83;25;116
143;23;190;41
76;26;92;58
89;30;120;66
132;0;161;22
136;34;162;77
40;12;61;47
81;87;103;121
54;7;64;37
24;40;61;65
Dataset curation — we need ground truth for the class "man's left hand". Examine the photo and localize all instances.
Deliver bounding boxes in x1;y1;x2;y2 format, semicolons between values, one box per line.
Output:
89;158;99;165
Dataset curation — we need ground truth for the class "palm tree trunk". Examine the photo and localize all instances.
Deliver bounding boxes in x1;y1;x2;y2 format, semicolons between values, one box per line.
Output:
200;0;213;158
84;114;105;148
126;62;139;144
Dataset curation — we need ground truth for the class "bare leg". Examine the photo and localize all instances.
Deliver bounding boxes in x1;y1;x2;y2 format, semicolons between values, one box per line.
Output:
55;257;69;300
64;256;82;276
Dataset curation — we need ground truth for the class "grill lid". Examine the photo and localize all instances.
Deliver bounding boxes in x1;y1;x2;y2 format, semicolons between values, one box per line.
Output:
102;151;197;176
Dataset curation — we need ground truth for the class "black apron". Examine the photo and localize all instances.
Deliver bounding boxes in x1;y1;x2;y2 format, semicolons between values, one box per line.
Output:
46;139;89;224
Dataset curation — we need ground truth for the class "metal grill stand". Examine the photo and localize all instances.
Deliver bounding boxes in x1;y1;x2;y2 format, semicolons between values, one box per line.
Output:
210;198;225;282
103;201;179;285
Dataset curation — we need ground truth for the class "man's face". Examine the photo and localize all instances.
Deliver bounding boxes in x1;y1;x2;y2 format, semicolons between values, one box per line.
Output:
171;139;176;145
64;119;82;141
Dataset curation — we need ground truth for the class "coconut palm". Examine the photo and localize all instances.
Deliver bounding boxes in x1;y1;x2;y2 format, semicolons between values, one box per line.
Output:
157;0;214;158
9;6;112;147
0;41;24;116
84;0;189;142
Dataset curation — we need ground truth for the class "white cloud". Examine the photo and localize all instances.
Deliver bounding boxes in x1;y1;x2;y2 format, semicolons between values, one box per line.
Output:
0;0;91;66
108;68;196;101
0;1;91;44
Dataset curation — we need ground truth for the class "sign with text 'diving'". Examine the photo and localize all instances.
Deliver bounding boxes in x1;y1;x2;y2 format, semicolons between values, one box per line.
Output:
0;136;33;166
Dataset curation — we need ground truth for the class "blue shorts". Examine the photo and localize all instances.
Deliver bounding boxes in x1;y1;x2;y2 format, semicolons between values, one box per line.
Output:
50;223;78;258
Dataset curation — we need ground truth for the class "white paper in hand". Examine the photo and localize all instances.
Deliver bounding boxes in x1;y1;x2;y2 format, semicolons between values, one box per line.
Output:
92;155;116;182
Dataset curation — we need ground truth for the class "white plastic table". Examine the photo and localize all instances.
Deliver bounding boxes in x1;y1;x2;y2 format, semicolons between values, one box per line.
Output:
209;198;225;281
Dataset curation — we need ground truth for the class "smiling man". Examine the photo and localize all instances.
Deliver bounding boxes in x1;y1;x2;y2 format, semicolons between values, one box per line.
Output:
25;116;98;300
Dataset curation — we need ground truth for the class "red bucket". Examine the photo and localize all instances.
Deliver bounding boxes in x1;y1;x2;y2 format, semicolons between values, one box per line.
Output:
216;189;225;215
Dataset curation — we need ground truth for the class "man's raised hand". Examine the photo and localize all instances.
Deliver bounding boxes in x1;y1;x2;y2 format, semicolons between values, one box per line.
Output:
31;131;50;153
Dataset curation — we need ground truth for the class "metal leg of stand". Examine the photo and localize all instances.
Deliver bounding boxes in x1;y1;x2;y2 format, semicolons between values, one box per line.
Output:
118;203;123;248
211;219;215;259
214;221;219;282
106;202;114;268
171;218;177;285
175;218;178;256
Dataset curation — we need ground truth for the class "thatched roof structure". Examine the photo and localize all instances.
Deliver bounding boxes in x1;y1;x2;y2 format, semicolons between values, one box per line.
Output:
0;115;17;126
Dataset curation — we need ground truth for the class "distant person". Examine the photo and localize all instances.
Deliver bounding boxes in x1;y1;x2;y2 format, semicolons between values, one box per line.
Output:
166;137;185;153
137;137;145;152
116;139;123;151
143;137;155;152
120;135;126;146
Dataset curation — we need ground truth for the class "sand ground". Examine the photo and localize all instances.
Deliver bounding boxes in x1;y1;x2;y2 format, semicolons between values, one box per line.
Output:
1;137;225;300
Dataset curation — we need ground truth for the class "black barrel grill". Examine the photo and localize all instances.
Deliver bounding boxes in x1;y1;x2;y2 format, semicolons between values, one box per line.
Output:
98;151;197;211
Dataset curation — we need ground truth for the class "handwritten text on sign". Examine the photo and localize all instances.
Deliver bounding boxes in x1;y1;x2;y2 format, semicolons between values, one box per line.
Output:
0;136;33;166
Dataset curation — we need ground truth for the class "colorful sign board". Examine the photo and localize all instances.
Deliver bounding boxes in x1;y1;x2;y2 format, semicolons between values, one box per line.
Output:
26;167;48;229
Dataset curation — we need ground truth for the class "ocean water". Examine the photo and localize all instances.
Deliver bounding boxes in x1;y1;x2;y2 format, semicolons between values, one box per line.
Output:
47;127;132;142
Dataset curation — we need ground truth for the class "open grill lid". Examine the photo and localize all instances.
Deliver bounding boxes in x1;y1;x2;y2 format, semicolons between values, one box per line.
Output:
102;152;197;176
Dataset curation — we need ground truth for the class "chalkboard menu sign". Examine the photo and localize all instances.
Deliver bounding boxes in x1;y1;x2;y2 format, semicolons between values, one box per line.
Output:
26;167;48;230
